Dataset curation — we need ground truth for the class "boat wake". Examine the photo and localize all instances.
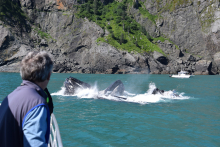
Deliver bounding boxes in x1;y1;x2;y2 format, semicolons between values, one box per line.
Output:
51;82;189;104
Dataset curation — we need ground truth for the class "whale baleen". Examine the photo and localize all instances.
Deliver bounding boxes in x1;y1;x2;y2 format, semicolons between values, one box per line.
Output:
63;77;179;99
98;80;127;100
64;77;127;100
64;76;91;95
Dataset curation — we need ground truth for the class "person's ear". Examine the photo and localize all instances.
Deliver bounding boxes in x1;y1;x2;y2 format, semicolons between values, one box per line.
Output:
47;72;52;80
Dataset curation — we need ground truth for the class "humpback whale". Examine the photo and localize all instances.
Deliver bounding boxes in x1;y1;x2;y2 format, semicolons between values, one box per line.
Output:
64;77;127;100
64;77;179;99
152;88;164;95
64;77;91;95
152;88;179;97
98;80;127;100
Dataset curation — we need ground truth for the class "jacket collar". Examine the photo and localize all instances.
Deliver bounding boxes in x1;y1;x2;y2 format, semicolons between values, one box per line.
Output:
21;80;47;99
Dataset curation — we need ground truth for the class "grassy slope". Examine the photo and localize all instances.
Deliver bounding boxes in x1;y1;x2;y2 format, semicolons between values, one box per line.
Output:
77;0;164;54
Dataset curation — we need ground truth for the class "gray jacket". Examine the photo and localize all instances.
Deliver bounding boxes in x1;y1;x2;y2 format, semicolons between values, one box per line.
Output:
0;80;50;147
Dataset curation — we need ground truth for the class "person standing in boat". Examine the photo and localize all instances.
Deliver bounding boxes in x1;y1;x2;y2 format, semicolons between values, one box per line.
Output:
0;51;54;147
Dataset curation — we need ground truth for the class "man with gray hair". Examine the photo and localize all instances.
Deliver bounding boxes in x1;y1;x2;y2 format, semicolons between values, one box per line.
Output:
0;51;54;147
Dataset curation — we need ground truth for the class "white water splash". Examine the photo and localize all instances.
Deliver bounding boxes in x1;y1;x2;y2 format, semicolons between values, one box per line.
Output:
95;82;190;104
75;83;99;98
51;82;190;104
51;87;67;96
51;83;99;98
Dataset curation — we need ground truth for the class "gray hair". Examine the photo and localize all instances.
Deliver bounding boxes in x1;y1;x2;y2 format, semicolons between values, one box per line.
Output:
20;51;53;82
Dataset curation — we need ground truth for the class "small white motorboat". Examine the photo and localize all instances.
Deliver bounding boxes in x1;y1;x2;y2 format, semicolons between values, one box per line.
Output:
169;70;191;78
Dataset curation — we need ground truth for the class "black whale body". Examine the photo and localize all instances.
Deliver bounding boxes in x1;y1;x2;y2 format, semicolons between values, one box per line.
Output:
64;77;179;99
98;80;126;100
152;88;179;97
152;88;164;95
64;77;126;100
64;77;91;95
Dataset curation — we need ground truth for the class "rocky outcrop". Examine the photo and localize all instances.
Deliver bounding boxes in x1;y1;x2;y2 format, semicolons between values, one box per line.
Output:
214;52;220;70
19;0;68;10
153;51;168;65
0;0;220;75
0;10;150;74
0;25;17;64
195;60;212;75
131;0;220;74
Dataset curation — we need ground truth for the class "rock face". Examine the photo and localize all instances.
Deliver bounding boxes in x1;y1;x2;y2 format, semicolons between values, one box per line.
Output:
153;51;168;65
214;52;220;71
195;60;212;75
0;0;220;75
0;25;16;63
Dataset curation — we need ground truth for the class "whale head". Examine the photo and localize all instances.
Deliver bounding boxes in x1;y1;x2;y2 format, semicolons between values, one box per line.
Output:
103;80;125;97
64;76;91;95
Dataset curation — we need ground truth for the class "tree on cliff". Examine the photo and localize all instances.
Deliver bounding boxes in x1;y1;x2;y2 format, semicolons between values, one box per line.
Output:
93;0;98;15
0;0;31;36
120;33;124;45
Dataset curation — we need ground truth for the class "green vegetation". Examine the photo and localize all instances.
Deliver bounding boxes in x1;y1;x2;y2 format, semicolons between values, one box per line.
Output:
33;27;55;41
62;13;69;16
0;0;31;33
62;13;71;17
77;0;164;54
199;4;215;33
155;0;190;13
196;55;202;58
138;7;158;24
137;1;158;24
152;36;167;43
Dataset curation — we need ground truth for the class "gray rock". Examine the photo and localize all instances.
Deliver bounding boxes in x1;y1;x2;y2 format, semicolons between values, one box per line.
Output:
156;18;164;27
187;55;196;62
176;59;182;64
149;59;161;74
40;39;47;46
0;0;220;75
0;26;11;49
214;52;220;70
153;51;168;65
195;60;212;73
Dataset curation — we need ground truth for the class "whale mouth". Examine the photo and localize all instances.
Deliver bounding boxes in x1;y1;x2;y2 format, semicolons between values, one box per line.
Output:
63;77;180;100
103;80;124;97
64;77;91;95
97;80;126;100
63;77;126;99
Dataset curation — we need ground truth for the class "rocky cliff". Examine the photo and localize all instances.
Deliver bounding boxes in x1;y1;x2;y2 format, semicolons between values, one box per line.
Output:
0;0;220;75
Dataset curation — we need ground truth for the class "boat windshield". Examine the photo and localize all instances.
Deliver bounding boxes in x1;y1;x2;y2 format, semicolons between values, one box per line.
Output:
178;71;188;74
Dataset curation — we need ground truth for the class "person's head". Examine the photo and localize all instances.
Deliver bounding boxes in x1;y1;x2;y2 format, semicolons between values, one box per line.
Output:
20;51;53;83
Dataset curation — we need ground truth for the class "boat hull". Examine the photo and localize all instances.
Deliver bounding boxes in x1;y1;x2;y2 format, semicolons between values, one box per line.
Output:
171;75;191;78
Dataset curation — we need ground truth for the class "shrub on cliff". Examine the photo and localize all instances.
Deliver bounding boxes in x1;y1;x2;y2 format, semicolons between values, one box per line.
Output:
0;0;31;34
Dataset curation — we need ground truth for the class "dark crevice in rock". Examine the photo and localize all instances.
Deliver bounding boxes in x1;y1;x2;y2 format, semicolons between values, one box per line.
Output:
112;66;119;74
208;62;215;75
157;57;168;65
75;45;87;52
179;50;184;57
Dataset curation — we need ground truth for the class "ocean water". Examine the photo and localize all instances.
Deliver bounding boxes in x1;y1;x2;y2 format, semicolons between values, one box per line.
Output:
0;72;220;147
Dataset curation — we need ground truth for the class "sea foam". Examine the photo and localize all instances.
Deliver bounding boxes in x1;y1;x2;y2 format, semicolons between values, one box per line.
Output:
51;82;189;104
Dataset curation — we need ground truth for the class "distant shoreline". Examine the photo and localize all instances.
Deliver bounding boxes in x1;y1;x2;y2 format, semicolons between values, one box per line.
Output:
0;71;219;75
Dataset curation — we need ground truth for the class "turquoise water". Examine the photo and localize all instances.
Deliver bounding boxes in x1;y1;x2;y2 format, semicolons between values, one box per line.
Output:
0;73;220;147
